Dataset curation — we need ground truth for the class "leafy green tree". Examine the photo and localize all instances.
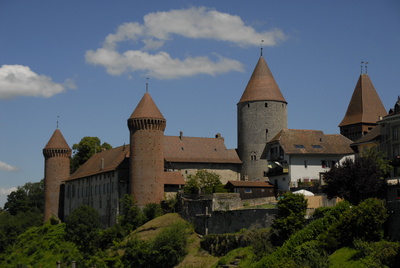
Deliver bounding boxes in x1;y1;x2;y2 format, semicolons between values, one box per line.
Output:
319;198;388;251
183;176;200;194
70;136;112;173
323;156;387;204
65;205;101;254
183;170;226;194
363;147;393;176
118;194;145;234
150;221;190;267
143;203;163;222
4;180;44;215
0;223;82;267
271;192;308;245
0;211;42;253
122;221;190;268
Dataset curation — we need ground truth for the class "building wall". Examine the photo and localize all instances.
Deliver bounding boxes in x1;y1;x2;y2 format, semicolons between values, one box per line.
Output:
232;187;274;200
64;169;128;228
238;101;287;181
269;154;354;191
380;114;400;177
166;162;240;184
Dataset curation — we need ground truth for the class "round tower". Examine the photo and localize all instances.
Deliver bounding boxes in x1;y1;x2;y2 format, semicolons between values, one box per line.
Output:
237;55;287;181
43;128;71;222
127;92;166;206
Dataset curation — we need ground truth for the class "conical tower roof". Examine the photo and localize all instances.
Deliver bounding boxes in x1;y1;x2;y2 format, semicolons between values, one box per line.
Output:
339;74;387;127
44;129;70;150
129;92;165;120
239;56;286;103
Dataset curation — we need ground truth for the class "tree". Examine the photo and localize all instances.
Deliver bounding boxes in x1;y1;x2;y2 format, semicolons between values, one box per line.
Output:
0;223;82;266
0;210;42;252
271;192;308;245
322;156;387;205
4;180;44;215
118;194;145;234
65;205;101;254
318;198;388;251
70;136;112;173
183;170;226;194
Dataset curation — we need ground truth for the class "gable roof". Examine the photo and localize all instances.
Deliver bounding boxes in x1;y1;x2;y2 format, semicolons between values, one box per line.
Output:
268;129;354;155
238;56;286;104
44;129;70;150
339;74;387;127
68;145;129;181
351;125;381;146
67;135;241;181
164;135;241;164
225;180;274;188
164;172;186;185
129;92;165;120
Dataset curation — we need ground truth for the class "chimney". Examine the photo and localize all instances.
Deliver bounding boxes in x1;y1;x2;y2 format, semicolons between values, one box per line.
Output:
180;131;183;140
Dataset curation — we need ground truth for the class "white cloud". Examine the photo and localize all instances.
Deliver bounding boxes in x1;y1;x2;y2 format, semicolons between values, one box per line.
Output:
0;187;17;195
86;7;286;79
0;187;17;208
0;65;76;99
0;161;18;172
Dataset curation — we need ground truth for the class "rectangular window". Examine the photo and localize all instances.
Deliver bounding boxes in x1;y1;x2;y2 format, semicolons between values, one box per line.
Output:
295;144;305;149
312;145;322;149
244;189;252;193
393;127;399;140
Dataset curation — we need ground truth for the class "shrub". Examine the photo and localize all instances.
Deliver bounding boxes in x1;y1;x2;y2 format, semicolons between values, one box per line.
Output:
318;198;388;251
65;205;101;254
271;192;308;245
354;239;400;267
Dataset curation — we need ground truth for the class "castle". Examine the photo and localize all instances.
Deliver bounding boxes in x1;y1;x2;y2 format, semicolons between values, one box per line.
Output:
43;53;388;226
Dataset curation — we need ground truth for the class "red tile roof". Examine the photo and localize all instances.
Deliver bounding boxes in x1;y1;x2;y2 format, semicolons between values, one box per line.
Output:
238;56;286;103
129;92;165;120
44;129;70;150
339;74;387;127
164;171;186;185
67;135;241;181
225;180;274;188
164;135;242;164
68;145;129;180
269;129;354;155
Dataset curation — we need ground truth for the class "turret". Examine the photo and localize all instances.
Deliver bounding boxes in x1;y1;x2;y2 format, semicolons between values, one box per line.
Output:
237;55;287;181
339;72;387;141
127;92;166;206
43;128;71;222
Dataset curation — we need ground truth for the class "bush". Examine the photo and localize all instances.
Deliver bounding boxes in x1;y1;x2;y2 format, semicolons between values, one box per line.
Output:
271;192;308;245
0;223;82;267
318;198;388;251
293;240;330;268
65;205;101;254
354;239;400;267
122;221;191;268
142;203;163;222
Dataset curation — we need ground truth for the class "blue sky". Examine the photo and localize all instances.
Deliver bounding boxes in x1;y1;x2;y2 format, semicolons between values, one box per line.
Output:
1;0;399;207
